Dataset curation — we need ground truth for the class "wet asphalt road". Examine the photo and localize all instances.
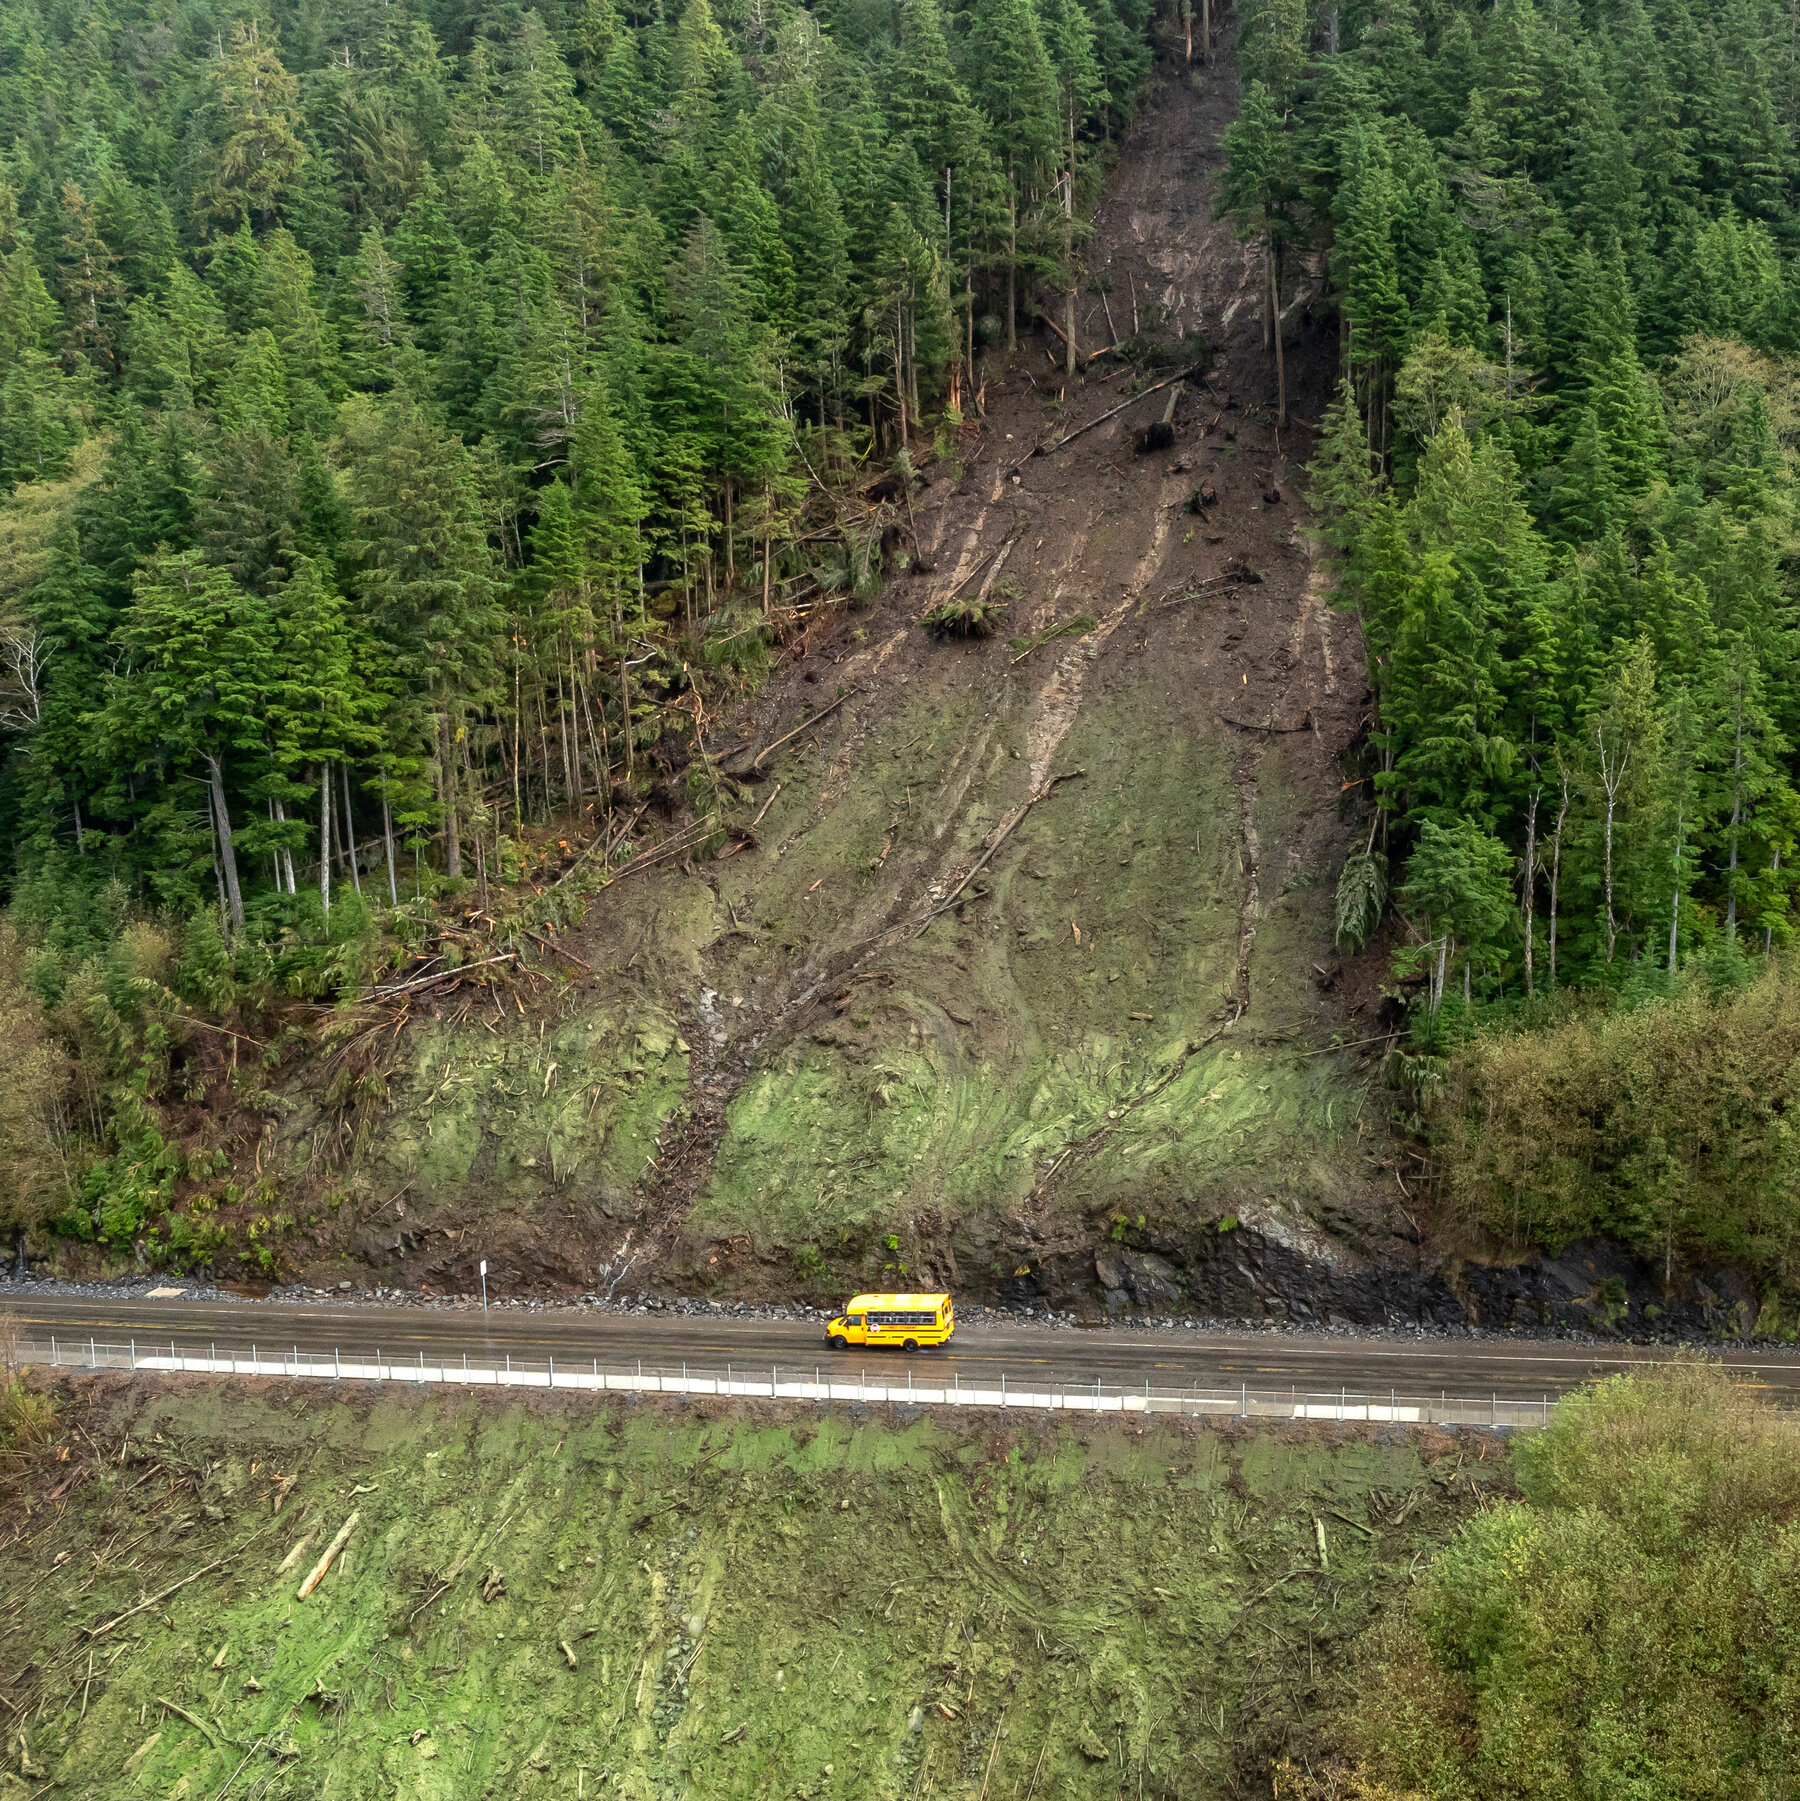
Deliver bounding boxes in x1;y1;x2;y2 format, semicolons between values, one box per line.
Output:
12;1293;1800;1404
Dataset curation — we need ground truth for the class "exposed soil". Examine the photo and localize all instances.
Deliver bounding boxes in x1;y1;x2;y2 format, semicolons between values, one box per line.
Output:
573;49;1395;1289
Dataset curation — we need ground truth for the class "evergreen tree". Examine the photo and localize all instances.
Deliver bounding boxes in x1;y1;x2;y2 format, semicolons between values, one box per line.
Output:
100;548;276;929
348;398;502;880
204;21;310;231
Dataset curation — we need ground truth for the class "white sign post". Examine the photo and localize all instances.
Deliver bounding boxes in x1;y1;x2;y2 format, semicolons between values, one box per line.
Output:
480;1259;488;1315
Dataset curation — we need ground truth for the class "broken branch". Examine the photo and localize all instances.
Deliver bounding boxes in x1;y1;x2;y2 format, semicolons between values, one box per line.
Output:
155;1697;230;1751
1009;364;1205;473
523;929;593;974
918;769;1085;932
85;1557;232;1638
297;1512;359;1601
749;689;858;771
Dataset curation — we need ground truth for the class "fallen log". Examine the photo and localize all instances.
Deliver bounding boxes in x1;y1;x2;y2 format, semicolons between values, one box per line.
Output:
297;1513;359;1601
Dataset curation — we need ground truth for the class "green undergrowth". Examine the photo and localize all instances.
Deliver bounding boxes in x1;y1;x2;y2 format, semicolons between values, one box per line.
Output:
5;1381;1496;1798
360;1005;690;1215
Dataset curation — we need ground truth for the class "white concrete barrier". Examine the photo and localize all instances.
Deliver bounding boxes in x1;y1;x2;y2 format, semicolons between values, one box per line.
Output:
20;1337;1553;1429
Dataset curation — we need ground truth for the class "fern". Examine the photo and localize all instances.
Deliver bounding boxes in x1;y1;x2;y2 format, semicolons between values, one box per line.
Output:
919;581;1014;638
1334;849;1388;950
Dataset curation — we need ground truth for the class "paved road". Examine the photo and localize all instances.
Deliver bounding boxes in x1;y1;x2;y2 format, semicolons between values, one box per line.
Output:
12;1293;1800;1403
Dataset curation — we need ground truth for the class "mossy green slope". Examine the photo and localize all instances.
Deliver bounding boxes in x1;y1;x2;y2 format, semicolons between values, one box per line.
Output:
12;1382;1487;1798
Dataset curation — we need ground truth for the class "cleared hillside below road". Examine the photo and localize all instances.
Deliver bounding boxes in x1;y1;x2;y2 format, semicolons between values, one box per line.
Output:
15;1294;1800;1403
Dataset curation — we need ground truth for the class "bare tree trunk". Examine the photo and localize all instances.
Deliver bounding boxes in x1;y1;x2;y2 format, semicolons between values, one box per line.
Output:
1522;778;1539;997
1006;183;1018;352
1201;0;1210;62
513;649;524;832
535;683;552;817
341;761;362;895
1767;846;1782;956
555;660;575;807
1268;240;1286;429
907;306;920;422
966;263;976;405
319;761;332;919
578;677;609;807
439;718;462;880
1594;722;1630;963
272;796;295;893
1549;765;1569;986
1063;117;1078;380
380;772;398;907
568;636;588;802
1725;676;1746;942
894;306;908;444
620;648;634;778
207;756;244;934
1603;788;1618;963
72;795;84;854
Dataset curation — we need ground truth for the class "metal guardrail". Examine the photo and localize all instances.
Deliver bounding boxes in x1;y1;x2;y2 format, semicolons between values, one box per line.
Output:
19;1336;1555;1429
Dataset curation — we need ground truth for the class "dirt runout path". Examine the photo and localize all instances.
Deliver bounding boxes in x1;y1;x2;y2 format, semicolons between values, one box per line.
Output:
346;42;1389;1309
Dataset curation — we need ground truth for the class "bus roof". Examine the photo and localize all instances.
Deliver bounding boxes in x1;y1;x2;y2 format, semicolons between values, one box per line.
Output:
843;1292;952;1310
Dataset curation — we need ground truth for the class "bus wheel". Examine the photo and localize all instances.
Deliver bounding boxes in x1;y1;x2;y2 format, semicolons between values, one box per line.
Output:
903;1339;919;1353
828;1334;847;1350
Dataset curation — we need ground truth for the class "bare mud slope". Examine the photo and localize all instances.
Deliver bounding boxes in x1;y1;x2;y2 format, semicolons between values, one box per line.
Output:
274;60;1416;1316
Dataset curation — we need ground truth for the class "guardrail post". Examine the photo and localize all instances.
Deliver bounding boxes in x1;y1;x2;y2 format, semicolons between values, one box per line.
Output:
1241;1382;1246;1418
90;1336;96;1366
1491;1393;1496;1427
1001;1373;1006;1408
549;1355;554;1388
771;1365;777;1399
51;1336;56;1366
335;1347;340;1379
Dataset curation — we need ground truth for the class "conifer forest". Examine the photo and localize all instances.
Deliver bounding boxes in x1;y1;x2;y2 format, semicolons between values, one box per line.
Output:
3;0;1800;1317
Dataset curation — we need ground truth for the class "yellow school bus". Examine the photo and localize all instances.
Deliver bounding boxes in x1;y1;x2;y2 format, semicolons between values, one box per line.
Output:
825;1292;955;1351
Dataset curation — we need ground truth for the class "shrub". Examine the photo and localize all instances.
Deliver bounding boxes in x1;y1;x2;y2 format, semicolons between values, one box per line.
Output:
919;581;1013;638
1347;1364;1800;1801
1431;956;1800;1285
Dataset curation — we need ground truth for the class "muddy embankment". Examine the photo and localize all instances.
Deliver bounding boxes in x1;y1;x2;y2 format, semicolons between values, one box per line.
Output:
215;51;1425;1314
